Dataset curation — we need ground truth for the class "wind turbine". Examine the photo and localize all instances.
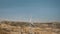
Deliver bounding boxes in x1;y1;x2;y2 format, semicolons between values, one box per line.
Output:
29;16;34;34
29;16;33;24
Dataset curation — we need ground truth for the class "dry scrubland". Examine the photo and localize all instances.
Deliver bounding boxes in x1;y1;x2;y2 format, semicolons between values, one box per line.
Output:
0;21;60;34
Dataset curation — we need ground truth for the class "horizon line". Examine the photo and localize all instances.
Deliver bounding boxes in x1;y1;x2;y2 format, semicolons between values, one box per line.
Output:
0;18;60;23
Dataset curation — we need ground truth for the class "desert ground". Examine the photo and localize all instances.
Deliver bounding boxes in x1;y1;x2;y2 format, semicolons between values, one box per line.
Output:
0;21;60;34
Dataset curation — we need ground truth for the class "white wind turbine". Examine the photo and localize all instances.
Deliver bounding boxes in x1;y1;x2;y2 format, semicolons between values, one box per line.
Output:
29;16;34;34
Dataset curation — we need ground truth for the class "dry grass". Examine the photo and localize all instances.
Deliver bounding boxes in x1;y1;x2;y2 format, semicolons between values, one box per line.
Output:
0;21;60;34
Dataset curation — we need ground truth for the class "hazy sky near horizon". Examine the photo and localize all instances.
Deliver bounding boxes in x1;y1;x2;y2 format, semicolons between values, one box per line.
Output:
0;0;60;22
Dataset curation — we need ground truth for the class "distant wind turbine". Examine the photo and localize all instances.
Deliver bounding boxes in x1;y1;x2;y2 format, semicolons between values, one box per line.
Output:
29;16;34;34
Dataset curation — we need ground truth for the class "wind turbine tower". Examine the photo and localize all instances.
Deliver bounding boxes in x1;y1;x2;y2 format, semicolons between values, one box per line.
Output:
29;16;34;34
29;16;33;24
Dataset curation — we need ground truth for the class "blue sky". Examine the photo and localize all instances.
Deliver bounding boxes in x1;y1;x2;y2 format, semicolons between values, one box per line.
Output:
0;0;60;22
